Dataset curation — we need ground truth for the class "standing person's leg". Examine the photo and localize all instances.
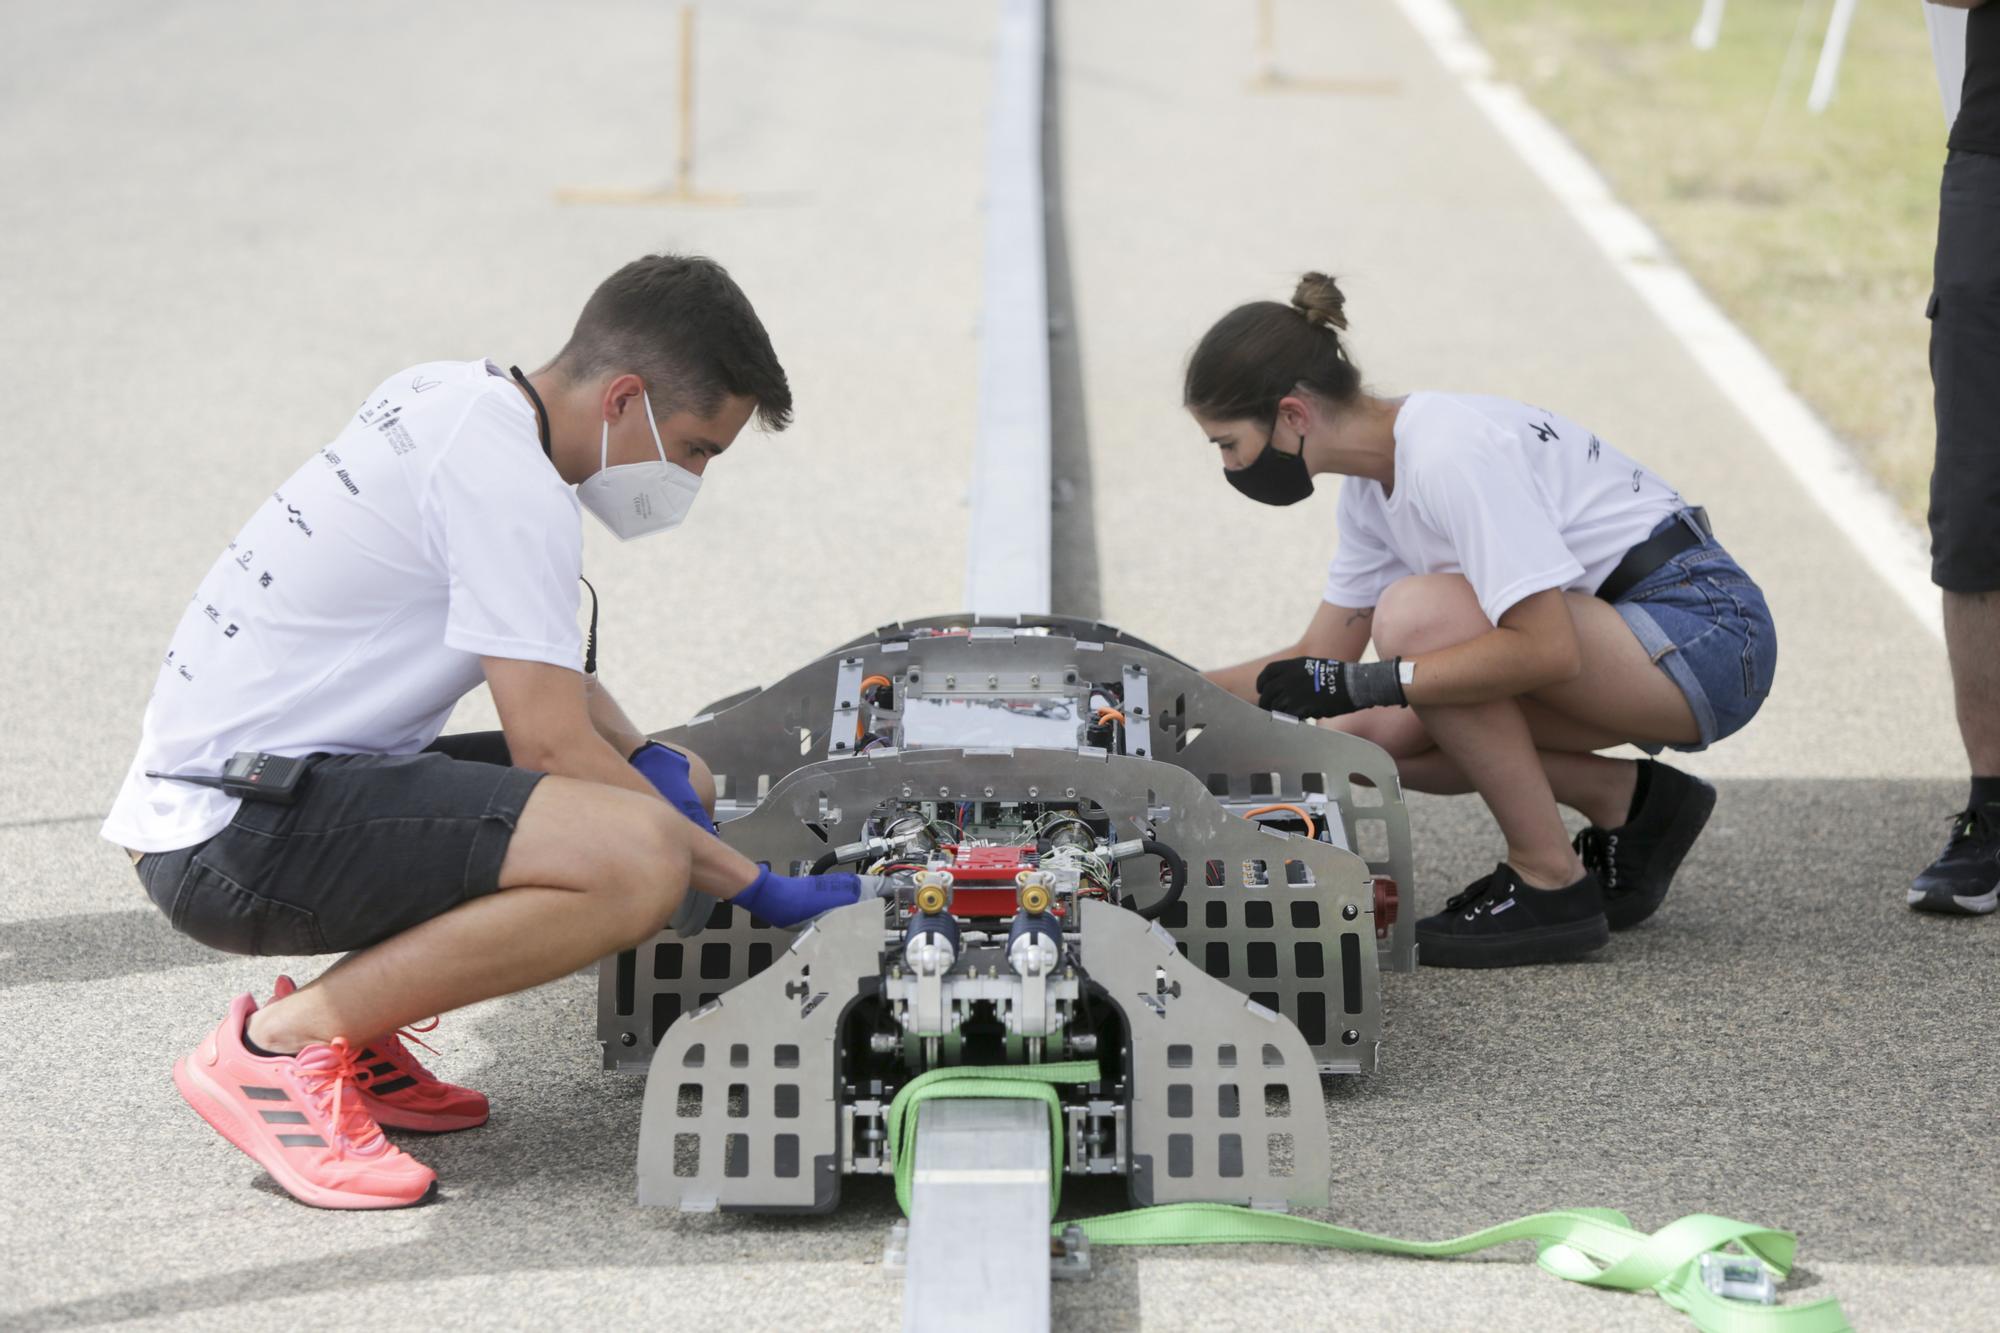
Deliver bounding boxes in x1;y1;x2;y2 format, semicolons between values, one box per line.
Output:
1916;149;2000;914
1944;591;2000;779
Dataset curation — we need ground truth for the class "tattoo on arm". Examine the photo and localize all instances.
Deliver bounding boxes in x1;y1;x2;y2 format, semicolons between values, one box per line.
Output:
1343;608;1374;629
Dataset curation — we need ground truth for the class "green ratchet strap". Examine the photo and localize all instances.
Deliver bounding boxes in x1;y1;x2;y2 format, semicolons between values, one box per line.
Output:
885;1060;1102;1217
885;1065;1852;1333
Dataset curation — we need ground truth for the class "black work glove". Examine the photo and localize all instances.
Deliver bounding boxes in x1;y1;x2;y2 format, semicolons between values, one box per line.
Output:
1254;656;1408;719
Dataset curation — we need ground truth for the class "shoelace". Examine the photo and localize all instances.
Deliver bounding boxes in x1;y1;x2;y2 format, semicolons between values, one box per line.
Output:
1442;874;1502;915
1942;807;1997;852
367;1018;443;1088
1575;828;1620;890
293;1038;387;1157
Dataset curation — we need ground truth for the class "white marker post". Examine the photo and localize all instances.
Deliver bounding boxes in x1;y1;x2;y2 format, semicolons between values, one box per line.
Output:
1692;0;1727;52
1806;0;1859;114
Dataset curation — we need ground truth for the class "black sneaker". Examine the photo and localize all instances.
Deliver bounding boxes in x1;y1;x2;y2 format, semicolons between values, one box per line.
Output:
1908;807;2000;915
1416;863;1610;968
1572;759;1716;931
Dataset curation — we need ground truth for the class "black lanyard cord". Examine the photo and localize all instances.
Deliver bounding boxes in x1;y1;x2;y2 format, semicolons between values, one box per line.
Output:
580;575;599;676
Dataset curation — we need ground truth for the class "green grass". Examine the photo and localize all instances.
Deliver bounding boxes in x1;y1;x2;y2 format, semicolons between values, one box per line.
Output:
1452;0;1946;519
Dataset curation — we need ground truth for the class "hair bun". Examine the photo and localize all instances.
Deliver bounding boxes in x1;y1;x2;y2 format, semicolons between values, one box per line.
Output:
1290;272;1348;332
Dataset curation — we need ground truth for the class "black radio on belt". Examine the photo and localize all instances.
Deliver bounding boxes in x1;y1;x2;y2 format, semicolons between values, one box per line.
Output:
147;751;313;805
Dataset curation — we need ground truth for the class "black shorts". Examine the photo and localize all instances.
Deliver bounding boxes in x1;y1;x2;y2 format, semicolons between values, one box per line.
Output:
1930;149;2000;592
133;745;542;956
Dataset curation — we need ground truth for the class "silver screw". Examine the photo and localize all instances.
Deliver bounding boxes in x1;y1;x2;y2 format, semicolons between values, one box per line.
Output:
945;675;956;688
1029;674;1040;687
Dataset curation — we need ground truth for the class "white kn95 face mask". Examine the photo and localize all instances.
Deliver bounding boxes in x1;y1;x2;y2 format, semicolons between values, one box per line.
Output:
576;388;702;541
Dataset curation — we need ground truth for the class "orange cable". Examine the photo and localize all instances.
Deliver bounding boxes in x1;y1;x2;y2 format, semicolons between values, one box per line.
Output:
1242;803;1317;839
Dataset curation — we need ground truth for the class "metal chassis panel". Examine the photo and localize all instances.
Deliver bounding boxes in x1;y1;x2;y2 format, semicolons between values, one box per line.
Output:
1074;899;1330;1211
635;901;883;1212
600;747;1383;1075
648;625;1416;969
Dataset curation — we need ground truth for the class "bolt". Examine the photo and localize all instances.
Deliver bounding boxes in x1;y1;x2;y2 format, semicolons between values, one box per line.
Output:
840;700;853;710
1029;674;1041;687
940;787;951;797
1342;1030;1359;1045
1064;671;1078;684
619;1031;637;1046
983;786;994;797
1065;787;1076;798
1028;786;1040;798
1342;904;1358;920
945;675;956;688
987;674;998;688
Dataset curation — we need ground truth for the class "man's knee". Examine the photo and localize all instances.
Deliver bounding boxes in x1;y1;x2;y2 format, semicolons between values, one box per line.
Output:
593;806;695;945
1371;575;1490;657
504;778;692;921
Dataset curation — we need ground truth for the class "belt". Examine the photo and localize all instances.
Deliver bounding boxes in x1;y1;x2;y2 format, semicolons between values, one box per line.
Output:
1596;507;1712;604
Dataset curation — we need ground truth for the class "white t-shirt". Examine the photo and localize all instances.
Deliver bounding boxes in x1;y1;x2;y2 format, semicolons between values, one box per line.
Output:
1322;392;1684;625
102;360;584;853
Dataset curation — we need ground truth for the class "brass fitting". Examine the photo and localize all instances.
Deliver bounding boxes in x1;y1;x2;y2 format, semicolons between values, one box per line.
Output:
1015;869;1056;915
912;869;954;915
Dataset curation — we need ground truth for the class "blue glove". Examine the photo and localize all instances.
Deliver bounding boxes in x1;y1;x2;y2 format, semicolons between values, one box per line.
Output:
733;865;883;928
630;741;717;834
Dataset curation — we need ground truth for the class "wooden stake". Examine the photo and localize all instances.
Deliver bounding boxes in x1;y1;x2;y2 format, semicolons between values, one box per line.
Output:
556;2;737;206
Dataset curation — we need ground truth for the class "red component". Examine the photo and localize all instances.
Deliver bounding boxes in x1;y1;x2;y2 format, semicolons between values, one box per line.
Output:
943;843;1036;917
1372;876;1399;942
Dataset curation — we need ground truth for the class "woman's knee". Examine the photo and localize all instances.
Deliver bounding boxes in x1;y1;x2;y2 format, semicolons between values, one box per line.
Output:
1323;706;1431;758
1371;575;1491;657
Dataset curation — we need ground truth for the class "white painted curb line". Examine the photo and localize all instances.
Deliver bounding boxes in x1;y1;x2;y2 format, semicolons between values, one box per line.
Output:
965;0;1053;616
1396;0;1943;641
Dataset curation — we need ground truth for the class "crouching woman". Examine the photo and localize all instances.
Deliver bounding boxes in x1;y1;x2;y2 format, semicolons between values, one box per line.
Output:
1190;273;1776;968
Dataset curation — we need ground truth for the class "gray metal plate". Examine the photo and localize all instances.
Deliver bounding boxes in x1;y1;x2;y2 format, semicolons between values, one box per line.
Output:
1076;899;1330;1211
646;625;1415;970
601;747;1382;1075
635;900;884;1213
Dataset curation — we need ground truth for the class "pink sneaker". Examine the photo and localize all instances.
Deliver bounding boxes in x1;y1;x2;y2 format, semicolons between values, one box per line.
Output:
172;993;436;1209
272;975;490;1133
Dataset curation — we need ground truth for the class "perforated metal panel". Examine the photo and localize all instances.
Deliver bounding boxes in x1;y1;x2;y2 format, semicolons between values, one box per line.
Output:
643;623;1416;969
1075;900;1329;1210
599;748;1381;1074
635;901;883;1212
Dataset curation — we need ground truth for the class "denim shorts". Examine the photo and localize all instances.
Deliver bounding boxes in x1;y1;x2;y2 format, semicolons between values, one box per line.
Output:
132;746;542;956
1610;512;1777;753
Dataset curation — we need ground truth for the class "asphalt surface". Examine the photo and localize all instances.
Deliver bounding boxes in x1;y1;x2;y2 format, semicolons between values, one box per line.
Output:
3;2;1994;1330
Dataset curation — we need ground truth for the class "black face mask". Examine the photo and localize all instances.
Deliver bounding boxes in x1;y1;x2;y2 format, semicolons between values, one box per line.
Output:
1225;422;1315;506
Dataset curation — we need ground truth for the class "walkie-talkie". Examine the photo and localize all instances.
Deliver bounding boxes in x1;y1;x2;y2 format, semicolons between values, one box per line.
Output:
147;751;313;805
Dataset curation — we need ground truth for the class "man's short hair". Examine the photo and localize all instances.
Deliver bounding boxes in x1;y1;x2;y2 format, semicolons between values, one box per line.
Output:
555;254;792;430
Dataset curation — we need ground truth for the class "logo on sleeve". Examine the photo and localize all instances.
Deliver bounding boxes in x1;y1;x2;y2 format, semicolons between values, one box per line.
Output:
411;374;441;393
1529;420;1559;443
273;491;315;537
319;450;361;495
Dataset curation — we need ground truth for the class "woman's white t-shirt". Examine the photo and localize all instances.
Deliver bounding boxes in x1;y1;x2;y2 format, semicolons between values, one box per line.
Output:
101;359;584;854
1322;392;1685;625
